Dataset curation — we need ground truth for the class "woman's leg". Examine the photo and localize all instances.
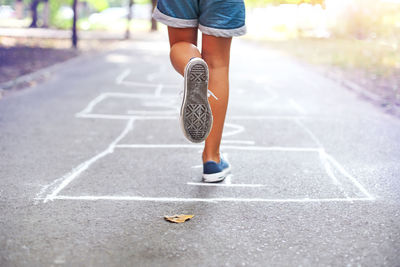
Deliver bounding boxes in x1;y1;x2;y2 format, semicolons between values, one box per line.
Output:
201;34;232;163
168;27;201;76
168;27;232;163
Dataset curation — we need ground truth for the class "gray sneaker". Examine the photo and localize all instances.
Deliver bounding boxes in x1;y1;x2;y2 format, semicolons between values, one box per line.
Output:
180;58;213;143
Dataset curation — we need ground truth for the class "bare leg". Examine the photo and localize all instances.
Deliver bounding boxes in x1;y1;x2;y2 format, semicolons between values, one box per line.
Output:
167;27;232;163
168;27;201;76
201;34;232;163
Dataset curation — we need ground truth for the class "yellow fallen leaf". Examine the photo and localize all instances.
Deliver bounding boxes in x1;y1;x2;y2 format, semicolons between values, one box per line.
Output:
164;214;194;223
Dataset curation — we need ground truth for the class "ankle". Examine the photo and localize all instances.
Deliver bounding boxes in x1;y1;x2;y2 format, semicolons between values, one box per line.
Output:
202;151;220;163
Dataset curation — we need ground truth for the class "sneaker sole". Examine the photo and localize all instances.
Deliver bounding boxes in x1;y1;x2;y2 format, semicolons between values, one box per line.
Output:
180;58;213;143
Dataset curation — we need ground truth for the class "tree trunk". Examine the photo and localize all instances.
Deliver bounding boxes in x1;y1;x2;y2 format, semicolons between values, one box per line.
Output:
72;0;78;48
29;0;40;28
125;0;134;39
15;0;24;20
151;0;157;31
42;0;49;28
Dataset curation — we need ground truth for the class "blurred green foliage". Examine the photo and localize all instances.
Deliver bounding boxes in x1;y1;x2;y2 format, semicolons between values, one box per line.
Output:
45;0;150;29
50;0;113;29
86;0;108;11
333;0;400;40
267;38;399;75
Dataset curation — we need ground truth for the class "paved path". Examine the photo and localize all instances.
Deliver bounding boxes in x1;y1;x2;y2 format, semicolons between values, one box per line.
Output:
1;34;400;266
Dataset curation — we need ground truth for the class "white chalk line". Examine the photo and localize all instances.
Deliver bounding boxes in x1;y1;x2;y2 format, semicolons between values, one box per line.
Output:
225;174;232;184
318;150;339;186
191;165;202;169
76;113;177;120
126;110;176;115
294;119;323;147
121;80;179;89
154;84;163;97
319;150;350;199
294;118;372;199
78;94;108;115
115;68;131;84
325;154;374;199
76;113;306;121
75;92;178;118
42;119;135;203
289;99;307;115
34;183;52;205
146;73;156;82
221;140;255;145
114;64;177;88
103;92;177;99
39;195;374;203
187;182;265;188
223;123;245;137
147;64;168;82
295;118;350;198
227;116;305;120
115;144;322;152
259;82;279;103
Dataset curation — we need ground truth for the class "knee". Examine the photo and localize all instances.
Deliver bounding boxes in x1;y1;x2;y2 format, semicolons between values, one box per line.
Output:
170;41;186;52
170;42;199;58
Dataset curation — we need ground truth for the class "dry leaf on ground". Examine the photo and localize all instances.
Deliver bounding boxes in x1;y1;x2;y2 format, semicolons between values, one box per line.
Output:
164;214;194;223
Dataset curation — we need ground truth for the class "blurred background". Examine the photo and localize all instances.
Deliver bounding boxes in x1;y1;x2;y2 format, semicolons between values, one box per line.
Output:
0;0;399;109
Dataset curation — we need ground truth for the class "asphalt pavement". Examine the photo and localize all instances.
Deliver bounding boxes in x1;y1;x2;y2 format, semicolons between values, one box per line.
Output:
1;32;400;266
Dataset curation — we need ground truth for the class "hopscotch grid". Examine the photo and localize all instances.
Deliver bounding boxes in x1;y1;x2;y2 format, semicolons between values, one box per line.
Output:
43;119;135;203
40;143;374;203
40;131;374;203
38;69;375;203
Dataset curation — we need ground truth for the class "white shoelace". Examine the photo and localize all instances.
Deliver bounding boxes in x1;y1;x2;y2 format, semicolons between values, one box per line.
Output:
207;89;218;100
179;89;218;100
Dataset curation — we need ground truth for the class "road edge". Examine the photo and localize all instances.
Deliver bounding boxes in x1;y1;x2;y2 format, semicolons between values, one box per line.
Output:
0;50;92;95
0;40;131;98
322;70;400;118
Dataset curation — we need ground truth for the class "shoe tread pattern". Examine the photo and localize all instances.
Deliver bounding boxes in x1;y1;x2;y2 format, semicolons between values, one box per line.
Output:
182;61;212;143
184;104;211;141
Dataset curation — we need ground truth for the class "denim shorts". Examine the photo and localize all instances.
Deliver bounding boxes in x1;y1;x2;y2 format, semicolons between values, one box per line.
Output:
152;0;246;38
